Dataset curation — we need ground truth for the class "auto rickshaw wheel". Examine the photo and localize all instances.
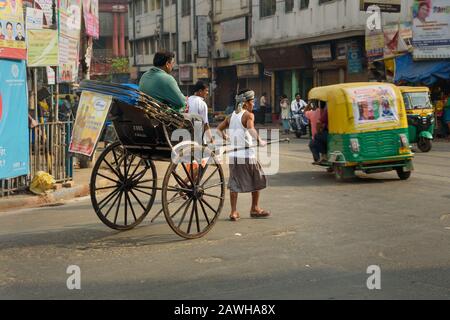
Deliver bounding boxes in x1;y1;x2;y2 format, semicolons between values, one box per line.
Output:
396;168;412;181
417;138;432;153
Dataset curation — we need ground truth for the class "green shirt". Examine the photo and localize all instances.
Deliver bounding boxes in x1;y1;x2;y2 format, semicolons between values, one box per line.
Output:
139;67;186;112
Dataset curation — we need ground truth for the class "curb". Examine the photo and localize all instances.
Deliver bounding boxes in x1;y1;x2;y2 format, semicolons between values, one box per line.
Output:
0;179;110;212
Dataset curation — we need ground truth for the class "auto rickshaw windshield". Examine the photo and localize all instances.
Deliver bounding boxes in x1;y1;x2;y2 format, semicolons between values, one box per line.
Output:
403;92;432;110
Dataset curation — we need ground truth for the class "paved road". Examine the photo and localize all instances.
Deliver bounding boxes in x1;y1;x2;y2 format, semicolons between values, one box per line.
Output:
1;139;450;300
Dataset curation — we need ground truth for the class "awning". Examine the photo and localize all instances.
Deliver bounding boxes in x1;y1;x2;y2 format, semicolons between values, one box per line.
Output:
394;53;450;86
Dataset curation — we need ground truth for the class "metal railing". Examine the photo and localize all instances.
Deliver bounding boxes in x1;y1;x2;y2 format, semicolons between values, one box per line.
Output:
0;120;74;197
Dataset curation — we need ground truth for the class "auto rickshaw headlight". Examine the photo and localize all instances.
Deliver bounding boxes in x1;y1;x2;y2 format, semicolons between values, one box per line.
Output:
350;138;360;153
400;134;409;147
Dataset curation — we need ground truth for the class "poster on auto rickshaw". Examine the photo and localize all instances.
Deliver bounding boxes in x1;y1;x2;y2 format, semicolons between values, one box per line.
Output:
69;91;112;157
345;85;400;128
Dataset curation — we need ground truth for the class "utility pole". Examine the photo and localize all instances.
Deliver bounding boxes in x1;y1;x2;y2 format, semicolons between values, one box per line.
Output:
160;2;164;49
209;0;215;112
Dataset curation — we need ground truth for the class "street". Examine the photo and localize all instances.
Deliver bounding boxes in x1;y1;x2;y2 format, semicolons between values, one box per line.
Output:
1;138;450;300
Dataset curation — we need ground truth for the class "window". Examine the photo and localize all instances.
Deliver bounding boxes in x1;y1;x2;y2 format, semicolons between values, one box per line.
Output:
299;0;309;9
215;0;222;14
260;0;276;18
285;0;294;12
319;0;333;4
182;0;191;17
183;41;192;63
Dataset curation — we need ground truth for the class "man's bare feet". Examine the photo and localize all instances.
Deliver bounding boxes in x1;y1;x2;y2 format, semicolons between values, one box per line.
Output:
229;212;240;221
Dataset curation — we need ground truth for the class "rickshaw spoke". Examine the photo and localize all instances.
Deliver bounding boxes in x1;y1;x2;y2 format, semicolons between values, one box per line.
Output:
187;200;196;234
135;179;156;185
95;185;118;192
202;193;224;200
194;200;201;233
201;167;219;187
177;199;193;228
129;158;144;179
129;189;147;211
203;182;224;191
97;173;121;184
130;167;148;184
181;163;195;187
113;191;124;225
125;154;136;177
171;171;191;189
111;148;123;177
104;190;123;219
102;158;123;180
125;192;137;222
198;199;210;225
133;187;154;197
98;187;121;209
197;163;209;185
199;198;218;215
171;197;192;219
124;191;128;226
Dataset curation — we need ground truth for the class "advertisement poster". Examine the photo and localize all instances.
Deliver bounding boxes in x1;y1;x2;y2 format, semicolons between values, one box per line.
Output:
69;91;112;157
58;0;81;83
347;42;363;74
384;22;413;58
365;28;385;62
25;7;43;29
412;0;450;59
0;60;30;179
27;29;58;67
33;0;54;26
345;85;400;128
82;0;99;39
0;0;27;60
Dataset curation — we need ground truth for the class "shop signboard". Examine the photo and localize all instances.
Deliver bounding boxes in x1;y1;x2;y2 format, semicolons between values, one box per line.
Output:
69;91;112;157
27;29;58;67
0;59;29;179
179;65;193;82
0;0;27;60
196;67;209;79
236;63;260;78
312;44;332;61
197;15;208;58
360;0;401;13
412;0;450;59
221;17;247;43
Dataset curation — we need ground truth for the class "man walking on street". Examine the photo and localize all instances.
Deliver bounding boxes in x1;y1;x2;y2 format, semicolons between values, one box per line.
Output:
217;89;270;222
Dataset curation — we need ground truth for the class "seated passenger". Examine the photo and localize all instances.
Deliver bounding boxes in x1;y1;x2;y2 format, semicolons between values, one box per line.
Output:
139;51;187;112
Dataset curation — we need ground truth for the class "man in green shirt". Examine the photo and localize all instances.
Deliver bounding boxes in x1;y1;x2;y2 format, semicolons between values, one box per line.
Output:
139;51;187;112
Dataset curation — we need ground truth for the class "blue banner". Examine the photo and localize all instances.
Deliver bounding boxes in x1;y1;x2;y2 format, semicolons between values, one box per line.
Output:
0;59;30;179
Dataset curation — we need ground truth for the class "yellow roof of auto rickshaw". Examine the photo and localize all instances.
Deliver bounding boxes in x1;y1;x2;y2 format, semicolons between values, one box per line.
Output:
398;86;430;94
308;82;400;101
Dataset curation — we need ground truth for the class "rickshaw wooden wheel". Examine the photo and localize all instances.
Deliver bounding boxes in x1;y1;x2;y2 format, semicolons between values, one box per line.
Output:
162;144;225;239
90;142;158;231
396;168;412;181
417;138;432;153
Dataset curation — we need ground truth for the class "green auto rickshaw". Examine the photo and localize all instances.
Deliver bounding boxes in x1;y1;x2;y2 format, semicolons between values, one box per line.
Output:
399;86;435;152
308;83;414;181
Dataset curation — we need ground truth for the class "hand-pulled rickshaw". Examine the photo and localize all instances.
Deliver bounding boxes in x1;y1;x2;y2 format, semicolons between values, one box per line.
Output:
74;80;225;239
308;83;415;181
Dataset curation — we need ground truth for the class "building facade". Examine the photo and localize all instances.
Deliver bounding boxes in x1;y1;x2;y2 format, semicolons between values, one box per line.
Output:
251;0;417;114
91;0;129;79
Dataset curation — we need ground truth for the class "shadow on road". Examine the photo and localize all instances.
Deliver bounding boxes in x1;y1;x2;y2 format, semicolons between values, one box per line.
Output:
269;170;400;188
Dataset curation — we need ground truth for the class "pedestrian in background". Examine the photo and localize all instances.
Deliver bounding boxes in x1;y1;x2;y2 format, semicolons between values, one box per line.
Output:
280;94;291;135
259;93;267;125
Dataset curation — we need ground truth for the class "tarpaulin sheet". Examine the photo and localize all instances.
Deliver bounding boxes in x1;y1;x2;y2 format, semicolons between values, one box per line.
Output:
394;53;450;86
